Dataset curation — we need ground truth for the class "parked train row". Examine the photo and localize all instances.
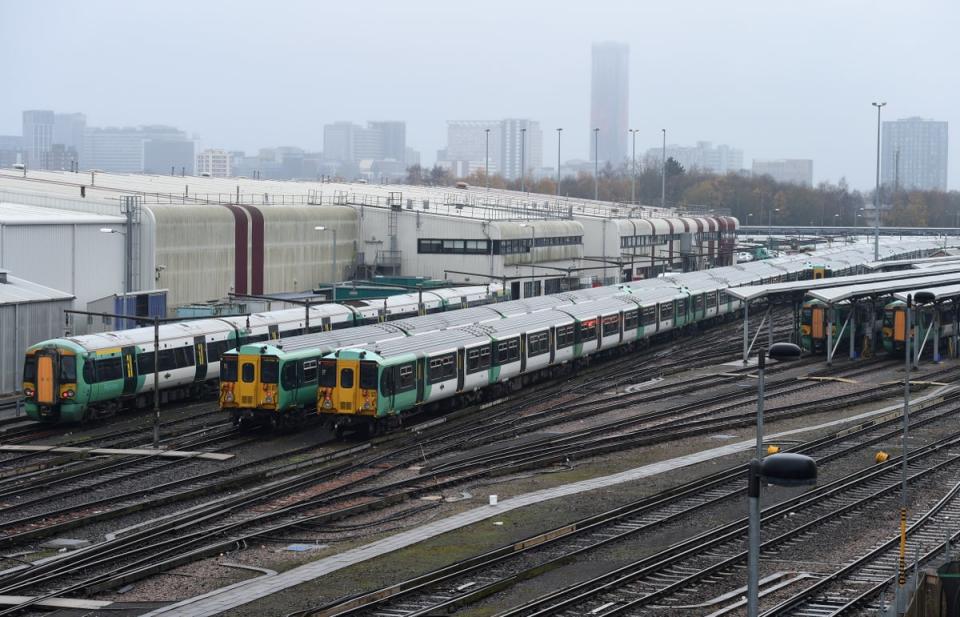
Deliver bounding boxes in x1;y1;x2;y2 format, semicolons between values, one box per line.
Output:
21;284;502;423
219;241;940;434
21;240;940;426
800;296;960;357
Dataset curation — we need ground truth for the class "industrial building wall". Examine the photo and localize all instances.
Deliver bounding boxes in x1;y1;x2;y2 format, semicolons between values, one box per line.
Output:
0;299;72;394
148;205;235;308
0;222;124;308
261;206;357;293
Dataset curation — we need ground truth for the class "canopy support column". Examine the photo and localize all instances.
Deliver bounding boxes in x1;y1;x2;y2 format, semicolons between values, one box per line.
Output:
743;301;749;365
849;303;857;360
953;304;959;359
933;304;941;363
826;306;834;368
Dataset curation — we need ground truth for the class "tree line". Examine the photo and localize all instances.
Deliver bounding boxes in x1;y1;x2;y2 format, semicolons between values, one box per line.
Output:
405;161;958;228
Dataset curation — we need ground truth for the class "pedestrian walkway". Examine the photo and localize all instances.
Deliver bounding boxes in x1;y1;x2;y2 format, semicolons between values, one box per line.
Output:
143;386;953;617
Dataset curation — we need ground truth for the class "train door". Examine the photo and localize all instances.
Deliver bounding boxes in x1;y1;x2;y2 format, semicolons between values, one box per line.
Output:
511;281;521;300
416;357;426;404
121;346;137;395
549;326;556;363
520;334;527;372
236;354;260;407
193;337;208;382
812;306;825;340
322;317;332;332
268;325;279;340
332;358;359;413
36;353;56;405
456;348;465;392
894;309;906;342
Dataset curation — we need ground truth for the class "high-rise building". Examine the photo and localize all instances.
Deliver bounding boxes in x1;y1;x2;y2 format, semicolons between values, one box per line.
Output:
22;110;55;169
752;159;813;186
53;113;86;152
368;121;406;162
881;117;948;191
196;149;231;177
82;125;190;173
645;141;743;175
590;42;629;166
322;121;407;164
441;120;502;175
0;135;22;168
501;119;543;181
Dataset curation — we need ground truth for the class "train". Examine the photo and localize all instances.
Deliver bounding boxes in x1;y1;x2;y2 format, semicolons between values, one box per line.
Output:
20;285;502;423
221;243;938;434
881;299;958;356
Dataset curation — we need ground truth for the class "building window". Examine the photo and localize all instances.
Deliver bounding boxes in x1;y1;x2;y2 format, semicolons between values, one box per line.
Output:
418;239;490;254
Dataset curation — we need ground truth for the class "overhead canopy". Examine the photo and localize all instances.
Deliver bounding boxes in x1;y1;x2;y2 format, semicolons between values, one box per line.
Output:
808;270;960;304
726;264;960;303
863;254;960;271
893;282;960;303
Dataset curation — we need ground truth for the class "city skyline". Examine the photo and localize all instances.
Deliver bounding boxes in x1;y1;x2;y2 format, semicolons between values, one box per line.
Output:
2;1;958;189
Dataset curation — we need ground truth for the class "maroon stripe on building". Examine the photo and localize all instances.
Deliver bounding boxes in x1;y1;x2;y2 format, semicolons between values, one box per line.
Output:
239;205;265;295
221;205;248;295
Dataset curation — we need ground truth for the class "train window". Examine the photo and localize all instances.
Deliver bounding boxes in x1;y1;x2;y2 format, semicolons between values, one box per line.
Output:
22;356;36;381
676;300;687;317
319;360;337;387
58;356;76;381
241;362;255;383
641;306;657;326
623;310;639;331
302;359;318;383
261;358;279;384
221;355;238;381
95;357;123;382
398;364;415;391
527;331;550;357
381;369;395;395
360;362;379;389
602;315;620;337
659;302;674;321
706;293;718;308
206;340;227;363
556;324;575;348
578;320;597;343
428;354;456;384
480;346;491;369
495;338;520;365
340;368;354;389
467;348;481;373
694;295;704;311
174;347;195;368
83;361;95;383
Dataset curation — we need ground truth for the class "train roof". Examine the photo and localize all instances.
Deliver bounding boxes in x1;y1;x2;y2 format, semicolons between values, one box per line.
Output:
249;323;405;355
484;310;574;336
65;317;238;351
389;306;504;333
808;269;960;304
555;296;641;320
353;326;491;358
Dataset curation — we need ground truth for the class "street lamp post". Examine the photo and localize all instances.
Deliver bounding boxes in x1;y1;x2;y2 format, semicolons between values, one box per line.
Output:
629;128;638;204
747;341;811;617
520;127;527;193
872;101;886;261
747;452;817;617
520;223;536;297
556;128;562;198
593;128;600;200
315;226;337;301
100;227;130;328
485;128;490;191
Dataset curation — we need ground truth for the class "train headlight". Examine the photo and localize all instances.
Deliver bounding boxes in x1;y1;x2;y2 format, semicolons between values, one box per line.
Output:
264;394;274;404
363;401;371;410
24;387;34;397
224;392;234;403
323;399;332;409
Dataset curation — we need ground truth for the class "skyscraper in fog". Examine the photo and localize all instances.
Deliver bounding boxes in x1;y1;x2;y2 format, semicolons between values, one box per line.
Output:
590;42;629;166
881;117;948;191
22;110;54;169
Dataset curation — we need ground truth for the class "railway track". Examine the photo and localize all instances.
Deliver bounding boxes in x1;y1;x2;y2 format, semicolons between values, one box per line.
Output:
293;391;960;617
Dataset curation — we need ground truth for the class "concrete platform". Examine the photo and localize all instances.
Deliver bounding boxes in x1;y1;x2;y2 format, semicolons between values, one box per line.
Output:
0;445;233;461
141;384;955;617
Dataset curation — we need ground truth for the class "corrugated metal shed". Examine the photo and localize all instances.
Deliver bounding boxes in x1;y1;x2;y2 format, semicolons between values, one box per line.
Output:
0;271;74;394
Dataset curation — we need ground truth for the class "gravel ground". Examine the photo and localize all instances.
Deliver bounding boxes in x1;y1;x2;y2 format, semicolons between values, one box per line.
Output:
7;353;954;616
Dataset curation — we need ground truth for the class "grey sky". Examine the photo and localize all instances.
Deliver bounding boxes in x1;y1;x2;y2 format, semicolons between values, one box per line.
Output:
2;0;957;189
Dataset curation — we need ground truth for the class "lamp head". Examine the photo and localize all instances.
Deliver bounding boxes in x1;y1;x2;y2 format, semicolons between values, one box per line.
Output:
768;342;802;361
915;291;936;305
760;453;817;487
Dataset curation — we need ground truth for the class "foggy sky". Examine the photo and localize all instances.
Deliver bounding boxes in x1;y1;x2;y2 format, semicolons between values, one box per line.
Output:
2;0;957;190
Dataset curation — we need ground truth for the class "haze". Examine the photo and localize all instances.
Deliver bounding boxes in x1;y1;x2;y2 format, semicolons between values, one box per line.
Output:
2;0;956;189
